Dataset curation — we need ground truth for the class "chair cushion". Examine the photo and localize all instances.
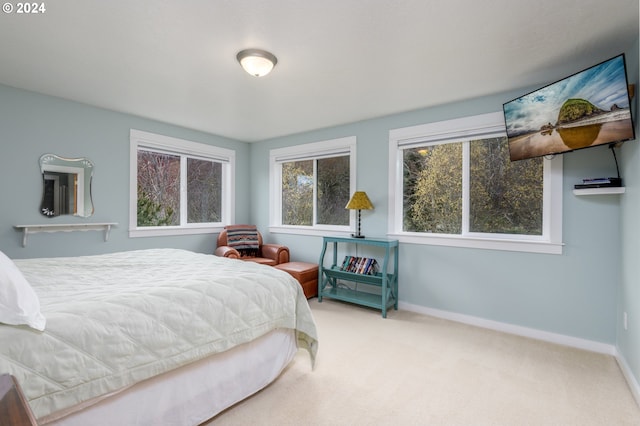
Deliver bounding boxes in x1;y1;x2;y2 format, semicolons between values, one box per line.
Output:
242;257;277;266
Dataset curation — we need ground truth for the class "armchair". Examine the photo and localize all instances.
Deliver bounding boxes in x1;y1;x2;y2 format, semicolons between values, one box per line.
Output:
215;225;290;266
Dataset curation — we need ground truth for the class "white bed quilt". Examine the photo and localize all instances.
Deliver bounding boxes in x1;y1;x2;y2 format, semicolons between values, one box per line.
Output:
1;249;318;420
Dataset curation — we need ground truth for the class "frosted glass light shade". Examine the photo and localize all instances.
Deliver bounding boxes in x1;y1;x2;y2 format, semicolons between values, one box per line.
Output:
237;49;277;77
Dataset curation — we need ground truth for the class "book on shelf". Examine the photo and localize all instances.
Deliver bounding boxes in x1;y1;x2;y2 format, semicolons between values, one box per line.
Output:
340;256;379;275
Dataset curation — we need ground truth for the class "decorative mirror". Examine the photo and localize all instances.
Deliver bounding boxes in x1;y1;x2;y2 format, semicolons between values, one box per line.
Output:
39;154;94;218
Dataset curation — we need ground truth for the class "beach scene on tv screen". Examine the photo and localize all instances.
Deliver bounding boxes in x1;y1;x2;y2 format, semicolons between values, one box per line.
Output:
505;55;634;161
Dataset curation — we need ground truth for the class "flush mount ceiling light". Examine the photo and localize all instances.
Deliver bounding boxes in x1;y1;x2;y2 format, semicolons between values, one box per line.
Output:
236;48;278;77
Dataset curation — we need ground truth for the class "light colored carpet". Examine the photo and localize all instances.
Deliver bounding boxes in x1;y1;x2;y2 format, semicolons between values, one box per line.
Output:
210;299;640;425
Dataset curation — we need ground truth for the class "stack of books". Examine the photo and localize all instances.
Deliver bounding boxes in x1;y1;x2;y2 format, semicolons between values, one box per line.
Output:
340;256;379;275
574;177;622;189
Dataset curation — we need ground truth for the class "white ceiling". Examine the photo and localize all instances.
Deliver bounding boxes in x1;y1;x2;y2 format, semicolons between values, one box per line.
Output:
0;0;638;142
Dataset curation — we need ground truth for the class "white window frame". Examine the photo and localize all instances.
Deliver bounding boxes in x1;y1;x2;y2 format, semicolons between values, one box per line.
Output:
388;112;563;254
269;136;357;236
129;129;235;238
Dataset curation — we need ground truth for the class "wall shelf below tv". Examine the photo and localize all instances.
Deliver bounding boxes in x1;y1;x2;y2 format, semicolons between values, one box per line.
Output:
573;187;625;196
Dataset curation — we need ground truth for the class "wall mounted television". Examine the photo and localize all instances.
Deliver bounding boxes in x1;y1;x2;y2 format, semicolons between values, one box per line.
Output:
504;54;635;162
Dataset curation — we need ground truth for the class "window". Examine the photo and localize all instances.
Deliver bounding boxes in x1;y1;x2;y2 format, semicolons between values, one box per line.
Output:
129;129;235;237
388;112;563;254
270;137;357;235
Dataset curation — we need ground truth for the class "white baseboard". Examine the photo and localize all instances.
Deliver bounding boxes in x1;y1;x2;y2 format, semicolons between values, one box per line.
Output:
399;302;616;354
614;349;640;407
399;302;640;407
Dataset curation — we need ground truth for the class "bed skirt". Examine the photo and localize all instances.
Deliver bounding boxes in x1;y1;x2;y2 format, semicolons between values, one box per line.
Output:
41;328;298;425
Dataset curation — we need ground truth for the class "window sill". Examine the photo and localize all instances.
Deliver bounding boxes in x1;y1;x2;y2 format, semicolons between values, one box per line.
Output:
129;225;222;238
269;225;352;237
389;232;563;254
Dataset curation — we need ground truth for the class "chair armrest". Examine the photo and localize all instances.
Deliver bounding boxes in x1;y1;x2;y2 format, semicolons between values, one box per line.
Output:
261;244;290;264
215;246;241;259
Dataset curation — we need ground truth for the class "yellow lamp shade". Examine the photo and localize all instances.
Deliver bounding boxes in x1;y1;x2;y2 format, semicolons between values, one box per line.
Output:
345;191;374;210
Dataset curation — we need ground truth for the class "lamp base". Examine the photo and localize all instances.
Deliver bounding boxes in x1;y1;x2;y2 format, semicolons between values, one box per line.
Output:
351;234;365;239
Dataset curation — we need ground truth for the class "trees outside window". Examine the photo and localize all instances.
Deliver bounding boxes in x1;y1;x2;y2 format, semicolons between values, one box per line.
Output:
270;137;356;235
137;150;180;226
404;143;463;234
317;156;351;226
282;160;314;226
403;137;543;235
280;156;350;227
468;137;543;235
186;158;222;224
389;112;562;254
130;130;234;237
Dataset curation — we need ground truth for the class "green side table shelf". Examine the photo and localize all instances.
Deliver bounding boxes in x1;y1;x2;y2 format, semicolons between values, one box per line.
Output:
318;236;399;318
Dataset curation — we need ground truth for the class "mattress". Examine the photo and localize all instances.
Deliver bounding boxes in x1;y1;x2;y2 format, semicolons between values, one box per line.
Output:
1;249;318;422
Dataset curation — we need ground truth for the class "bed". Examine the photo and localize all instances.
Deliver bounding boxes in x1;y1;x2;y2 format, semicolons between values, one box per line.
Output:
0;248;318;425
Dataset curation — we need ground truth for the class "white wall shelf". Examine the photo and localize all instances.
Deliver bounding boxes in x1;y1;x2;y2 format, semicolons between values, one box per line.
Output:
573;187;625;196
14;223;117;247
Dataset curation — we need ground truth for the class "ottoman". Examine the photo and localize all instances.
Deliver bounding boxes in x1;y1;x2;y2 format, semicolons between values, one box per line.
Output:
274;262;318;299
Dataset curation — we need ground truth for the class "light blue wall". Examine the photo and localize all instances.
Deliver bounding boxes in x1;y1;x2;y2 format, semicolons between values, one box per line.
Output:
619;38;640;387
0;84;250;259
250;46;640;349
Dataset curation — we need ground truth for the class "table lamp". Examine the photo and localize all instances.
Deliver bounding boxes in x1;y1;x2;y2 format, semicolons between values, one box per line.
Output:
345;191;374;238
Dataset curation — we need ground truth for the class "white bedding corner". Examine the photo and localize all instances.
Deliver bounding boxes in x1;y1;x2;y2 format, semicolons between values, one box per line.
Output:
1;248;318;421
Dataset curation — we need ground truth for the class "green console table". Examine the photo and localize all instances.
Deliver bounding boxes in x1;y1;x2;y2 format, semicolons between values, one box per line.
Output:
318;236;399;318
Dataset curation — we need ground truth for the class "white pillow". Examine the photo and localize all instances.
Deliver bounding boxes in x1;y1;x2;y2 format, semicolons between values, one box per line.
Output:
0;251;46;331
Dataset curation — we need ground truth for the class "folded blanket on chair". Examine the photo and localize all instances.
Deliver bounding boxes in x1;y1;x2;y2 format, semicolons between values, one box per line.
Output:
226;225;259;257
